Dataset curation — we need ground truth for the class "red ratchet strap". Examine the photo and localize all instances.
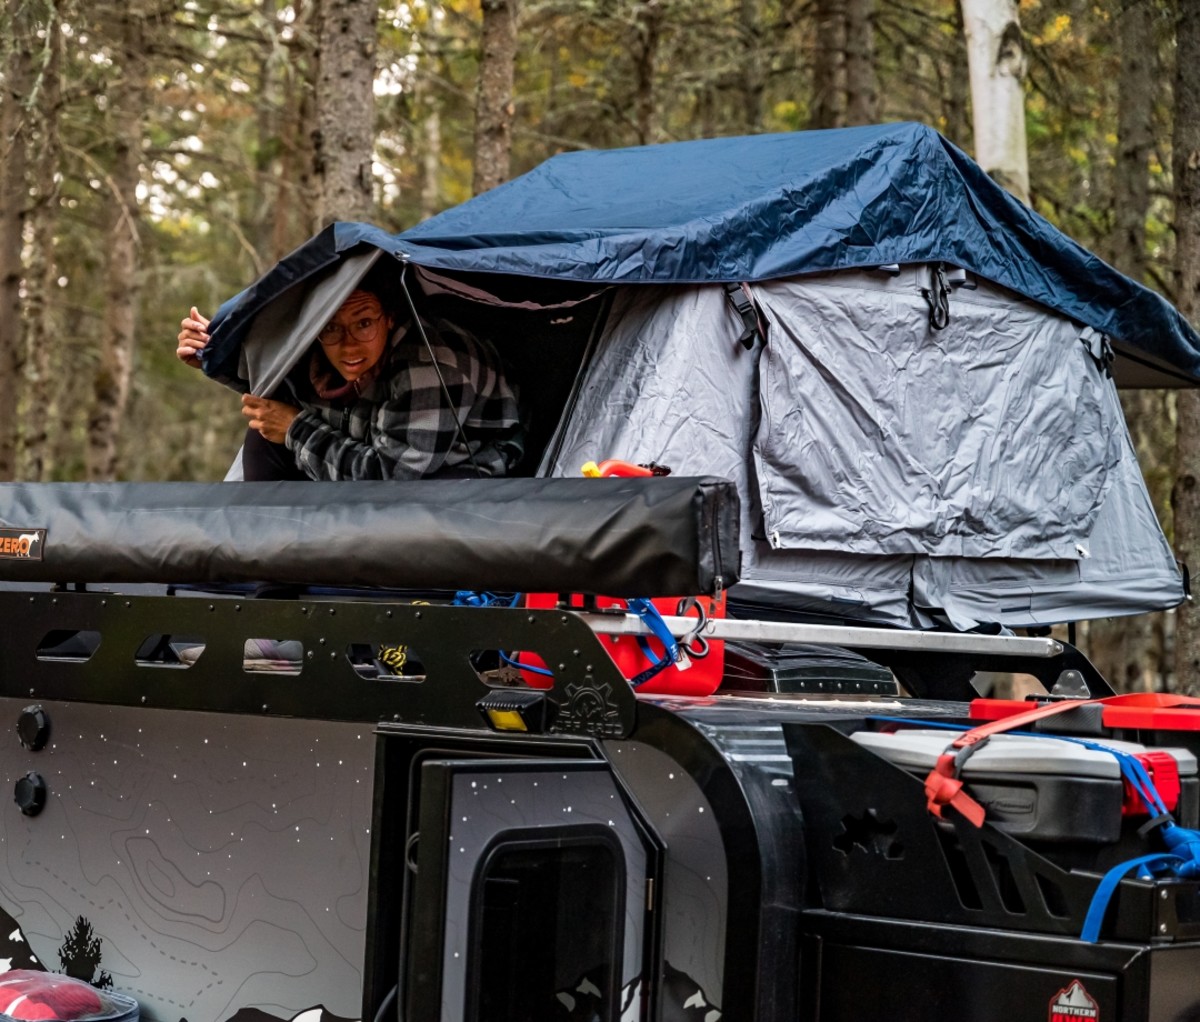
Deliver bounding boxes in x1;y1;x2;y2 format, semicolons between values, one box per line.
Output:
924;693;1200;827
971;692;1200;731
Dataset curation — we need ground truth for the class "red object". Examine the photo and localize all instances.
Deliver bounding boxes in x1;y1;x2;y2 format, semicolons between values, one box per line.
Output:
518;592;726;696
592;459;656;477
970;693;1200;731
924;752;987;826
586;459;669;478
0;971;104;1021
1125;751;1182;815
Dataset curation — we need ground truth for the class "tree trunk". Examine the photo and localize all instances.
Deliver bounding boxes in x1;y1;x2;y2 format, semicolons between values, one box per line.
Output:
1085;0;1162;691
272;0;318;261
631;0;663;146
1114;0;1154;280
86;3;143;482
959;0;1030;204
844;0;877;125
251;0;282;262
810;0;846;129
473;0;518;194
739;0;765;131
312;0;376;226
421;101;442;219
942;2;973;147
0;0;32;480
1173;0;1200;692
21;0;63;481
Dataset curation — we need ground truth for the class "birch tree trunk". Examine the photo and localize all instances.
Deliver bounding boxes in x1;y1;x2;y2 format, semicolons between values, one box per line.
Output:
86;3;143;481
1173;0;1200;692
959;0;1030;204
312;0;376;226
0;0;32;480
473;0;518;194
21;0;64;481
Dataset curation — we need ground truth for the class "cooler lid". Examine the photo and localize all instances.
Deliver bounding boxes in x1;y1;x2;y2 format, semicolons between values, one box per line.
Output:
852;729;1122;779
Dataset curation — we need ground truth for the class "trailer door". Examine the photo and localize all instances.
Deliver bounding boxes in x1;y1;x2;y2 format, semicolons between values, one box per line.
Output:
403;758;657;1022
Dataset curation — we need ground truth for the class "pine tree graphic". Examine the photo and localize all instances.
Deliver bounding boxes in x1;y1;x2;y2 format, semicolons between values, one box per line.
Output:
57;916;113;989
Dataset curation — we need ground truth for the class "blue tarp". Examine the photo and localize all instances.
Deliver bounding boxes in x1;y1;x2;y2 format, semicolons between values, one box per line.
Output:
206;121;1200;383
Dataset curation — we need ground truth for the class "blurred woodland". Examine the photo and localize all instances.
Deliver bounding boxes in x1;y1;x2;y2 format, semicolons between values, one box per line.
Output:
2;0;1200;689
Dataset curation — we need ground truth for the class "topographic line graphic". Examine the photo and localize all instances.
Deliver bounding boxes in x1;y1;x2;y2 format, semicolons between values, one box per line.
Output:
0;703;373;1021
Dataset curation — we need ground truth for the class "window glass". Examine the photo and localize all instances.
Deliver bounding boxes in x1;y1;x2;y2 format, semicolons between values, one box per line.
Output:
470;839;623;1022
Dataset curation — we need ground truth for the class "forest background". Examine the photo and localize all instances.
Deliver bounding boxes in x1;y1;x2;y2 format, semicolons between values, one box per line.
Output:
2;0;1200;691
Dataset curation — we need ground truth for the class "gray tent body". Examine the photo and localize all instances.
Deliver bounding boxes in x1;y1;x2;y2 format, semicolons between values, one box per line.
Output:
534;264;1179;630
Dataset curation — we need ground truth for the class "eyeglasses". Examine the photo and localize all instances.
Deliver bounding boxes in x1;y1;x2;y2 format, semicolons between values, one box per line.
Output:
317;315;386;346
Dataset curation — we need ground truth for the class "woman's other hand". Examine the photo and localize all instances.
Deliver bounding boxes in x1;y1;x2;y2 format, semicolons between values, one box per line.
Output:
177;307;210;368
242;394;300;444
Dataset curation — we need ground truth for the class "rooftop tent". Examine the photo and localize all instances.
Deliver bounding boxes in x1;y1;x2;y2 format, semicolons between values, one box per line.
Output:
202;121;1200;630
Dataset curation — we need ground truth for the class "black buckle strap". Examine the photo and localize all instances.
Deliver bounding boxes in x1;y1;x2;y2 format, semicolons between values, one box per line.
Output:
1081;331;1115;378
724;282;768;349
921;263;951;330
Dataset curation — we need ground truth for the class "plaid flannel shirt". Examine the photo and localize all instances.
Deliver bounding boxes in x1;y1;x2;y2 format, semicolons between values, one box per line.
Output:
284;319;523;481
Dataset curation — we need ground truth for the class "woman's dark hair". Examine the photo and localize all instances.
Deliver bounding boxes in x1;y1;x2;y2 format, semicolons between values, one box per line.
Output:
356;261;404;322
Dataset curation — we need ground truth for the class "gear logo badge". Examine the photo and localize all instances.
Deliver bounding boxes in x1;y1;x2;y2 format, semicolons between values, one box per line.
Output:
559;680;623;738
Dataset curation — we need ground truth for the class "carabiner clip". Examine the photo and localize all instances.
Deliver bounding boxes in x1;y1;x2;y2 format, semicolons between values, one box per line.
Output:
675;597;711;659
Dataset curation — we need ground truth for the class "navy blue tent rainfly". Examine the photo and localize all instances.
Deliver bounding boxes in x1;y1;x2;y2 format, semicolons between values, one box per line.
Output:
206;121;1200;385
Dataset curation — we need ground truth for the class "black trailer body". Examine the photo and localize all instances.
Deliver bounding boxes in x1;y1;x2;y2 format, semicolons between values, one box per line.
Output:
0;575;1198;1022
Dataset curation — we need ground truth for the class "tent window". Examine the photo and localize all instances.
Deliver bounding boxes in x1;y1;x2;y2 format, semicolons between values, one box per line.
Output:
467;834;624;1022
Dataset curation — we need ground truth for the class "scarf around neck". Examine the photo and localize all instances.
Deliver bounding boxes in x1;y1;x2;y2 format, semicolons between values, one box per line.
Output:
307;320;408;403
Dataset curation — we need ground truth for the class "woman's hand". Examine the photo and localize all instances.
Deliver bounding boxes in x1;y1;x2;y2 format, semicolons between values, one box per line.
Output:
177;307;211;369
242;394;300;444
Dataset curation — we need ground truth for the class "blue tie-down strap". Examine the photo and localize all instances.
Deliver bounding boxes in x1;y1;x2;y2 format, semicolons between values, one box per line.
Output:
453;590;520;608
453;591;558;680
1081;853;1184;943
1078;744;1200;941
625;598;691;688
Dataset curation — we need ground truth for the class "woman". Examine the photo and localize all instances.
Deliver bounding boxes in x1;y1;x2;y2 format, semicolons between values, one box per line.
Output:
177;277;524;481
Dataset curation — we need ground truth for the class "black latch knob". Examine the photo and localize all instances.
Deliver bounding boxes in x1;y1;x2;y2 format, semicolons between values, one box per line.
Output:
16;705;49;751
14;772;46;816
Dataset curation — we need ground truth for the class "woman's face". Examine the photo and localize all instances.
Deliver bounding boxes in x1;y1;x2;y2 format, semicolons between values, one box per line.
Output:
317;290;393;381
